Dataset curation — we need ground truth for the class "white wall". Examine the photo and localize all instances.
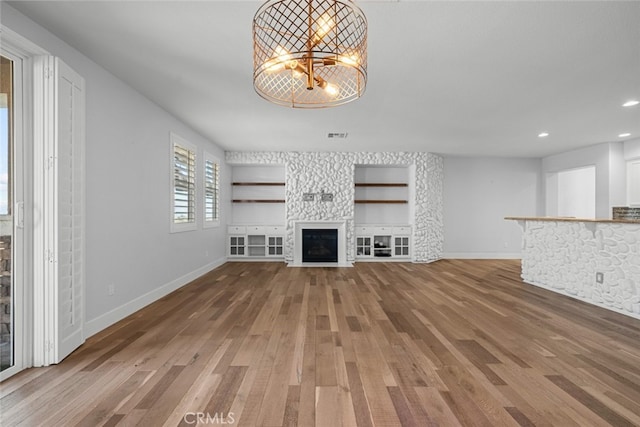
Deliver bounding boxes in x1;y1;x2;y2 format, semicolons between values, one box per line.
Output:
625;139;640;206
557;166;595;218
625;138;640;160
542;142;626;218
2;5;230;337
443;157;541;258
609;142;626;211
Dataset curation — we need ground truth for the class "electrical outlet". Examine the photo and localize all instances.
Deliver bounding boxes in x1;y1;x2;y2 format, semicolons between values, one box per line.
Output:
205;250;209;257
595;272;604;284
108;284;115;296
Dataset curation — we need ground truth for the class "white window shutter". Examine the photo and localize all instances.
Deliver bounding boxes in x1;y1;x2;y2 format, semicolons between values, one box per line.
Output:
33;56;85;365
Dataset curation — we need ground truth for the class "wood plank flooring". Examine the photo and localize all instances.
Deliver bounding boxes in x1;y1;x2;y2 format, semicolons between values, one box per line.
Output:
2;259;640;426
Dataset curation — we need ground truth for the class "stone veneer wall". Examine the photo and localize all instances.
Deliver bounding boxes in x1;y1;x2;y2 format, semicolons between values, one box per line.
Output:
225;152;443;263
519;220;640;318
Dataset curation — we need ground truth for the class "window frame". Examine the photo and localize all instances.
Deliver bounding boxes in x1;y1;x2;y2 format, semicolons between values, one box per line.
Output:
0;57;12;218
170;132;197;233
203;151;220;228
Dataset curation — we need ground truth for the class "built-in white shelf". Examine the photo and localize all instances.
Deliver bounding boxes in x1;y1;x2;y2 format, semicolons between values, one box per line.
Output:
227;225;285;260
354;166;411;224
231;165;286;224
355;225;411;261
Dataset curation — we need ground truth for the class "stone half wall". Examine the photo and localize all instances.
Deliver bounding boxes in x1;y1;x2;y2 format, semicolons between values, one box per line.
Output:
519;220;640;319
225;151;444;263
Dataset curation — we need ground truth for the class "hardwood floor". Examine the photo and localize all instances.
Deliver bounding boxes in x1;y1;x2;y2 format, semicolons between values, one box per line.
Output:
2;259;640;426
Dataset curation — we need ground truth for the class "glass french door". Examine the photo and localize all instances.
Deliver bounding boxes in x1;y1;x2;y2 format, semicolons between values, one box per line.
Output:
0;53;21;377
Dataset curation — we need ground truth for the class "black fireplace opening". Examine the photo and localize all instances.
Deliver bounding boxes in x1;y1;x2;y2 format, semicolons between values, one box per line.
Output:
302;229;338;263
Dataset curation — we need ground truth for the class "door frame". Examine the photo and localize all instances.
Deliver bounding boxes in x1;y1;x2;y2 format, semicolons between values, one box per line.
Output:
0;25;46;381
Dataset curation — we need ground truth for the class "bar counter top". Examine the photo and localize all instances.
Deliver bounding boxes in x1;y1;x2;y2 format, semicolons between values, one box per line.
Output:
505;216;640;224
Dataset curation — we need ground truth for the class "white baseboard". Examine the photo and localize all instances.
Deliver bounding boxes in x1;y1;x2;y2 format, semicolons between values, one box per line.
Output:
442;252;522;259
84;257;227;338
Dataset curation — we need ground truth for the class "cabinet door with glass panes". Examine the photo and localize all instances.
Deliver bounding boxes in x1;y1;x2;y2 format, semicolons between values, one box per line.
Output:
229;236;246;256
394;236;410;257
267;235;283;256
356;236;372;257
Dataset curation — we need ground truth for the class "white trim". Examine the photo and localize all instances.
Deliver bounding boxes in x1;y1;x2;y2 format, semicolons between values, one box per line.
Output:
32;55;57;367
442;252;522;259
84;257;226;338
290;220;352;267
0;26;48;58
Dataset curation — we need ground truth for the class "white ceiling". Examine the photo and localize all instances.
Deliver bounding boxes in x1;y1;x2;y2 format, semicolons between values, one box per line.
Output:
7;0;640;157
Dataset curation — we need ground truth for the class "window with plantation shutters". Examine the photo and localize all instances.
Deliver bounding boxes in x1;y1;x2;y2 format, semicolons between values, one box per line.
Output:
204;152;220;227
171;133;197;232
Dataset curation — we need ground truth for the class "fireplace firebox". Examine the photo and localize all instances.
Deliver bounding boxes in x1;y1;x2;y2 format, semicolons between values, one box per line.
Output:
302;229;338;263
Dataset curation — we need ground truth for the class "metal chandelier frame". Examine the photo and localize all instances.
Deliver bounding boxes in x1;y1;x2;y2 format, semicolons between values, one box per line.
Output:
253;0;367;108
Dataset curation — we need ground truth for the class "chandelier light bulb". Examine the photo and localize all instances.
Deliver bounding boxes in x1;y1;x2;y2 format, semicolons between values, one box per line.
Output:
316;13;335;39
274;46;291;60
264;46;291;73
339;53;359;66
323;82;339;97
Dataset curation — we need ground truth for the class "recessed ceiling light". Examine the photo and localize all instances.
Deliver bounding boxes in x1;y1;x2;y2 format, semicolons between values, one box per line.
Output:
618;133;631;138
538;132;549;138
622;100;639;107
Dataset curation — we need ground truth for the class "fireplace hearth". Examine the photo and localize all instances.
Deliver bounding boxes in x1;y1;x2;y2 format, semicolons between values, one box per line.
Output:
302;229;338;263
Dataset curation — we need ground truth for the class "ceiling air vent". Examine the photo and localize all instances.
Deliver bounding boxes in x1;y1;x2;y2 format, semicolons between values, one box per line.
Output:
327;132;348;139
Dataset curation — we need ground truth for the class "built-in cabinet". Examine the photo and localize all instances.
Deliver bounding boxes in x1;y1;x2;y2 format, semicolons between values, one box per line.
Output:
226;163;416;263
228;225;285;259
355;225;411;260
354;165;413;261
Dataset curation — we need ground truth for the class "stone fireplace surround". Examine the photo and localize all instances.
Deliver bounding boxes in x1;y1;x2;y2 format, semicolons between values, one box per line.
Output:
225;151;444;264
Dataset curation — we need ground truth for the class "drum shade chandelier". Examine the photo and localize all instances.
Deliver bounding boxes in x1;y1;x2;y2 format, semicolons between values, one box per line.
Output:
253;0;367;108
